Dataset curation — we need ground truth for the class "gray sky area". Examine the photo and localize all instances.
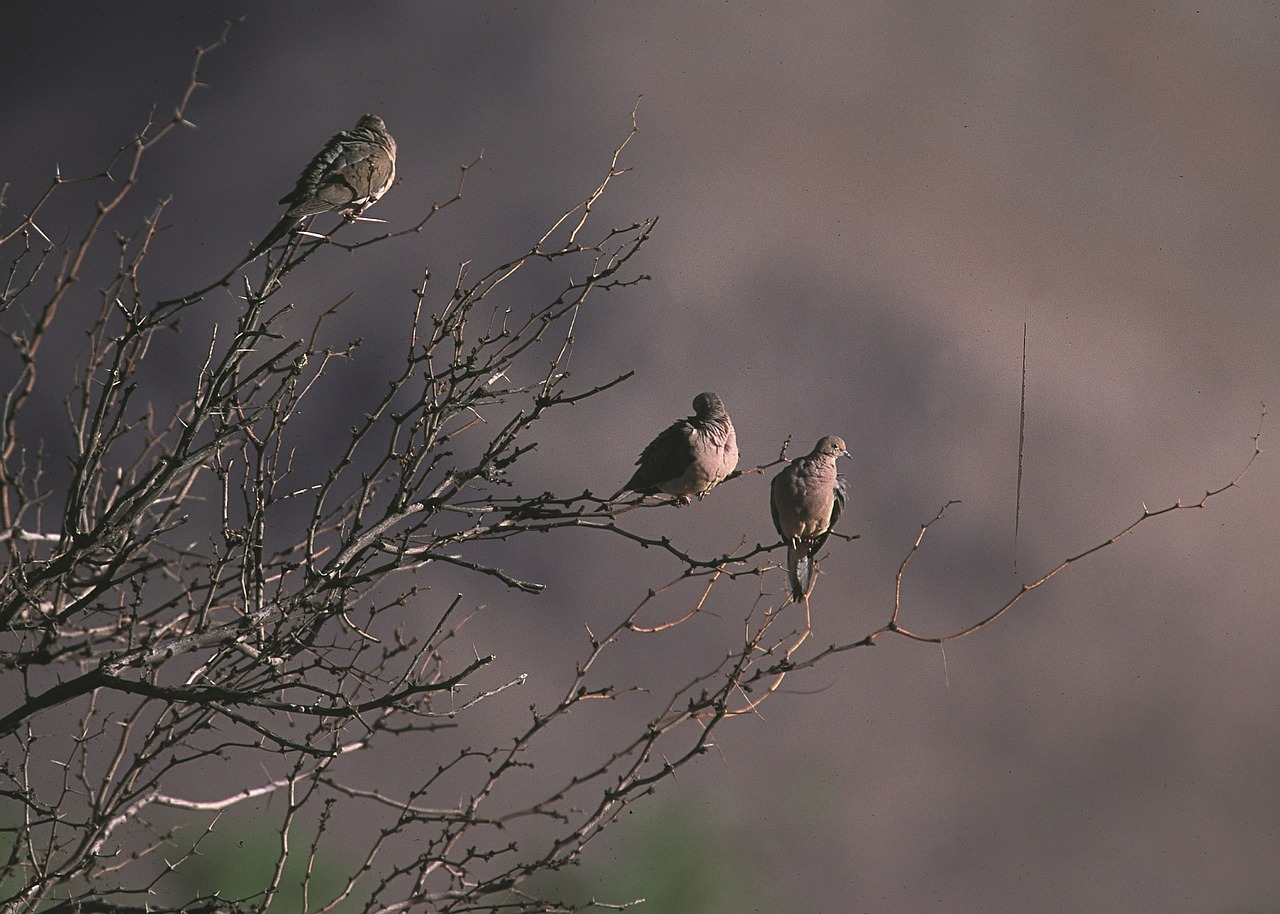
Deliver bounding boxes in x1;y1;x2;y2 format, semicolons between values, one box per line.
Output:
4;3;1279;912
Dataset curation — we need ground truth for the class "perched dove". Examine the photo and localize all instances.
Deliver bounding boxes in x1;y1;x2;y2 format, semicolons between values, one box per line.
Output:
157;115;398;307
616;392;739;503
770;436;849;600
246;114;398;261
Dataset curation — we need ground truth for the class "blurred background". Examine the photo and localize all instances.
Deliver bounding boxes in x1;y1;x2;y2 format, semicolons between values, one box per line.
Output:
3;2;1279;912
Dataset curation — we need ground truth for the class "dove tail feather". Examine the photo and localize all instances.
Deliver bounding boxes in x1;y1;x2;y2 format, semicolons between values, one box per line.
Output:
246;215;297;264
787;544;811;601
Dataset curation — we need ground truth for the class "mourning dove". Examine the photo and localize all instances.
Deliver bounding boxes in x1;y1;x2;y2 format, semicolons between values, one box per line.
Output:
615;392;739;503
245;113;398;262
158;115;399;308
770;436;849;600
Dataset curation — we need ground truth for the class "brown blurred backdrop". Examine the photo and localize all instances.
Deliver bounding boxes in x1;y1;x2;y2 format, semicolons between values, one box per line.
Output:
3;3;1279;911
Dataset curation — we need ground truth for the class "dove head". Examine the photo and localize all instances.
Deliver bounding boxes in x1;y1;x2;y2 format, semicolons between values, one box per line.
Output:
811;436;850;461
354;114;395;152
692;392;726;418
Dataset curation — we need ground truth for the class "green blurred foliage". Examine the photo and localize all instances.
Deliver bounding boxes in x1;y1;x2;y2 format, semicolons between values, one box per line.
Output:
165;811;356;913
536;790;801;914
